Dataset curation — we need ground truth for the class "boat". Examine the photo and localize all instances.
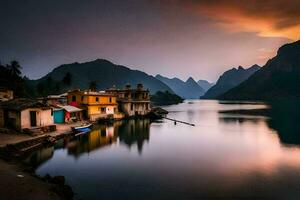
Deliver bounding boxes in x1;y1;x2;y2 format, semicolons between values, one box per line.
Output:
71;123;93;133
74;127;91;136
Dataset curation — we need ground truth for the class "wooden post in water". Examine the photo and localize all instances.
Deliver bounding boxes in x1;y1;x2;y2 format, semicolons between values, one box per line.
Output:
164;117;195;126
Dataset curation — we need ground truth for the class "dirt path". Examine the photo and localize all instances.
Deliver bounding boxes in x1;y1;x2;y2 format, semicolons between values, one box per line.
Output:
0;159;63;200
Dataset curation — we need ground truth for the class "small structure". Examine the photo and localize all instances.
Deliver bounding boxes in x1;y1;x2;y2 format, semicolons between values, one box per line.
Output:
39;93;67;106
67;89;120;121
61;105;82;122
0;98;54;132
0;87;13;102
52;105;82;124
106;84;151;117
52;108;65;124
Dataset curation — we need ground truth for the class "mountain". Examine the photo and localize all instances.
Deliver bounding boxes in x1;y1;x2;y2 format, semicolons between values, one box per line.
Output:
197;80;214;92
201;64;261;99
219;40;300;100
150;91;183;106
155;75;205;99
29;59;174;96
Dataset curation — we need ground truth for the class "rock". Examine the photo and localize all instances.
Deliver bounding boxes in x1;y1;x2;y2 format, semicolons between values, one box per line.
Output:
49;176;65;185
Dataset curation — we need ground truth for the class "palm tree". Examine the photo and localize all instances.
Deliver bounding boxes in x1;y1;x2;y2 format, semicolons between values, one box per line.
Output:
7;60;22;77
89;81;97;92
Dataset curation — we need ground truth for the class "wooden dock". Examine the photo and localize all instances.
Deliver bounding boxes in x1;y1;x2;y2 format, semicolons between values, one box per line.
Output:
163;117;195;126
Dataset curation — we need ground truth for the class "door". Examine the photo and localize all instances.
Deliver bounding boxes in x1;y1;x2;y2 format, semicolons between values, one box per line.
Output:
30;111;37;127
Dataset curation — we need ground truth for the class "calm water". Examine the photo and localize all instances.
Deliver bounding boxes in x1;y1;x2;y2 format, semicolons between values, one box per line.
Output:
25;100;300;199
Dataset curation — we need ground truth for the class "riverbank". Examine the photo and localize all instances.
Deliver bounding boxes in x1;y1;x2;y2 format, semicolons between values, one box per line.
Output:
0;123;79;200
0;158;64;200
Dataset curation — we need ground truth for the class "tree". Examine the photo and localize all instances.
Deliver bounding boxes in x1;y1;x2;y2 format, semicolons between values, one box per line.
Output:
89;81;97;92
62;72;72;86
7;60;22;77
36;82;45;97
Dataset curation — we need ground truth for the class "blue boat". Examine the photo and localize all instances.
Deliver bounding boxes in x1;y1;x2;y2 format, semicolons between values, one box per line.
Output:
71;123;93;133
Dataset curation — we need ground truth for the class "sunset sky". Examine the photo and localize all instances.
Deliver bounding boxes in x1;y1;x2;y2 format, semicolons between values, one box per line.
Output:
1;0;299;82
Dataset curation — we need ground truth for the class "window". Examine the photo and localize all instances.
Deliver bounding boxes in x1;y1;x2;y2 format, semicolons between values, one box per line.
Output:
96;97;99;102
130;103;134;111
72;95;76;102
81;96;84;101
109;97;112;103
101;107;106;114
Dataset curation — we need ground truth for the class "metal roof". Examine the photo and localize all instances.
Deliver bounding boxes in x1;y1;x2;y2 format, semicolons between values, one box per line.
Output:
61;105;82;113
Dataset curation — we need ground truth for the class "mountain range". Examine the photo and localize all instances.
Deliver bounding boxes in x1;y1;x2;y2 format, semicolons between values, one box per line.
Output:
197;80;214;92
219;40;300;100
201;64;261;99
29;59;173;95
155;75;205;99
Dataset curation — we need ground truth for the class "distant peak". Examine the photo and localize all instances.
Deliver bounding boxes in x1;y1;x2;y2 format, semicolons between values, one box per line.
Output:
250;64;261;69
93;58;114;65
186;77;196;83
237;66;244;70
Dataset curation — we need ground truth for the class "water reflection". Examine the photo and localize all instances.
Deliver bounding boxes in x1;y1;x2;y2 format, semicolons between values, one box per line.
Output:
267;101;300;145
219;100;300;146
117;119;150;154
25;119;151;168
23;100;300;200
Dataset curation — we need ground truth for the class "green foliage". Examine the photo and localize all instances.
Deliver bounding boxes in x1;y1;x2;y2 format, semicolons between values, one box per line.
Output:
0;60;30;97
89;81;98;91
62;72;72;86
150;91;183;106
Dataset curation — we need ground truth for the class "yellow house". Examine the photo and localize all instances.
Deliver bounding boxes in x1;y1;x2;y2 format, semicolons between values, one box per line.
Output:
67;89;122;121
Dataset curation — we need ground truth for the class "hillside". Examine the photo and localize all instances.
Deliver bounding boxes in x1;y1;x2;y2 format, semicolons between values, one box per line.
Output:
201;64;260;99
29;59;174;96
155;75;205;99
150;91;183;106
219;40;300;100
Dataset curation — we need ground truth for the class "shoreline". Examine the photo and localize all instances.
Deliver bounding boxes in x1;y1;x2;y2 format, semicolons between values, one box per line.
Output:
0;115;163;200
0;157;67;200
0;123;77;200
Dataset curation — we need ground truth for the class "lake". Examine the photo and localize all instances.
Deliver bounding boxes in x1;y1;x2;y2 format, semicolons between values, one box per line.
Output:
25;100;300;199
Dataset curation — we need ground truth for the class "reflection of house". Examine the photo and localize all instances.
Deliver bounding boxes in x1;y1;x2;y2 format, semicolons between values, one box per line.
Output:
0;88;13;102
116;119;150;153
24;146;54;168
106;84;151;117
66;124;117;156
67;89;120;121
0;98;54;132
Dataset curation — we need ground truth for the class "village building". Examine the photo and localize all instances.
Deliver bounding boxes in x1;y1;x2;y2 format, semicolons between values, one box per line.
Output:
52;105;82;124
38;93;67;106
67;89;122;121
0;87;14;102
0;98;54;132
106;84;151;117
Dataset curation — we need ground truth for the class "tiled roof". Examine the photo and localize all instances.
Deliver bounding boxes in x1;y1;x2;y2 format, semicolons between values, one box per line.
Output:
0;98;50;111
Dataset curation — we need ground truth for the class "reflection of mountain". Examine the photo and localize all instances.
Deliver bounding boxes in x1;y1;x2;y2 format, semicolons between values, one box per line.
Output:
267;102;300;145
116;119;150;153
219;101;300;146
